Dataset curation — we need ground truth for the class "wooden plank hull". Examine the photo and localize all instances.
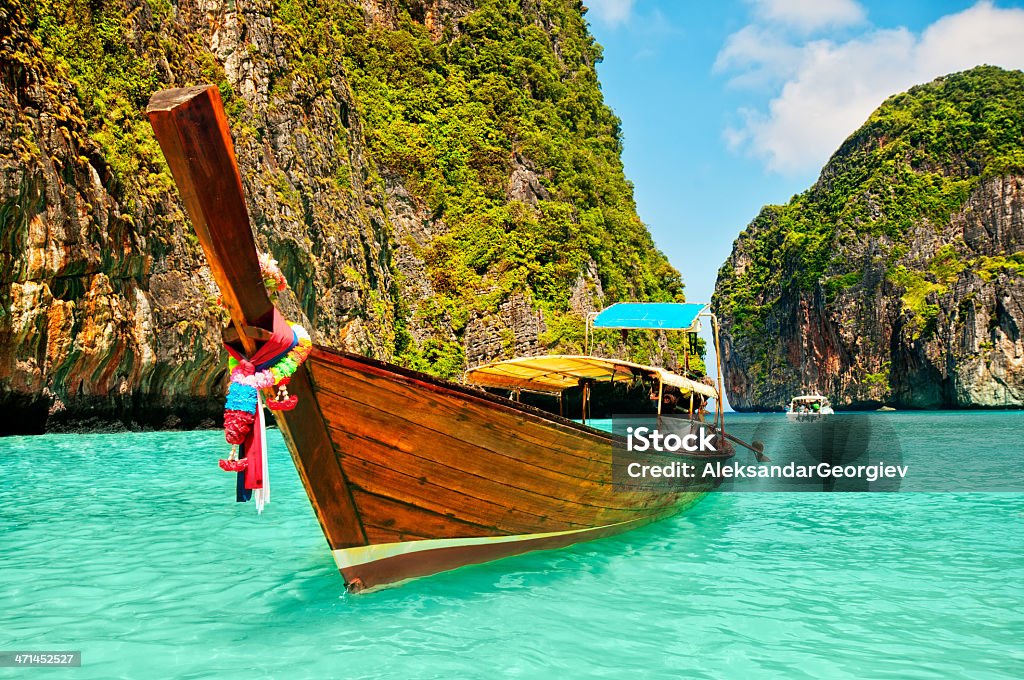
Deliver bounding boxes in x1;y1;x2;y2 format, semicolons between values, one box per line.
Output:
299;347;727;592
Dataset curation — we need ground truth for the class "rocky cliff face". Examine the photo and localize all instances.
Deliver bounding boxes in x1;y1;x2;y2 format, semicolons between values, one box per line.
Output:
713;67;1024;410
0;0;682;433
1;0;398;433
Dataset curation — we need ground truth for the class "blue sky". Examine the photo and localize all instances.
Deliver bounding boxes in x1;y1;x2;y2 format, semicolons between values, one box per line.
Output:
586;0;1024;305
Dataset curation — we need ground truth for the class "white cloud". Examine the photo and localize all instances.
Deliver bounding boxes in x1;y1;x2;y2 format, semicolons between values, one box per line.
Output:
587;0;636;26
714;25;807;88
719;2;1024;174
748;0;867;33
916;2;1024;75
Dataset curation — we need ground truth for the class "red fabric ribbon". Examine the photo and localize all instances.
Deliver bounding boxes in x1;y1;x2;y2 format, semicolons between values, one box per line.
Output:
223;309;298;368
224;309;298;491
242;408;263;491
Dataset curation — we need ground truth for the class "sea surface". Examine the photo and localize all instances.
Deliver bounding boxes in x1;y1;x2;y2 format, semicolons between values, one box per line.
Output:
1;412;1022;678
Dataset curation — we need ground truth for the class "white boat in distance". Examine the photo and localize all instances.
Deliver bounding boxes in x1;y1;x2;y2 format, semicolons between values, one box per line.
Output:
786;394;834;419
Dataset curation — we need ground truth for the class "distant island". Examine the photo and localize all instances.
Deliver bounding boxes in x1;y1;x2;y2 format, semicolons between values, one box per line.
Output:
714;66;1024;410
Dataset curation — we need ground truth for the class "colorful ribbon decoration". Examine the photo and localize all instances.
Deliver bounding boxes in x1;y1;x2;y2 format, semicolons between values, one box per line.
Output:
220;307;312;513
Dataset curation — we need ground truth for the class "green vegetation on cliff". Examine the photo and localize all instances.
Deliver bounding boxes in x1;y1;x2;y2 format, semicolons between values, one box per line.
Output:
715;66;1024;344
285;0;687;373
22;0;693;379
23;0;211;208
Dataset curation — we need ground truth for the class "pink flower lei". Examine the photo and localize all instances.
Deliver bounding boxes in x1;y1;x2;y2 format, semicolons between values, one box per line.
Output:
258;252;288;296
217;252;289;309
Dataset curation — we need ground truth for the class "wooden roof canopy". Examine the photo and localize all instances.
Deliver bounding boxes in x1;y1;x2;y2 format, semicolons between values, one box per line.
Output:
464;355;719;399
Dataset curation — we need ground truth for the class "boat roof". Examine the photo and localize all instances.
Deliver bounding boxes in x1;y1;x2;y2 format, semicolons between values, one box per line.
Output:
592;302;707;331
791;395;829;402
464;355;719;398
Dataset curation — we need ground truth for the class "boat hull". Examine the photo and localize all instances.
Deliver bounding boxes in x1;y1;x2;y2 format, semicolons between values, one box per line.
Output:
287;347;725;591
786;411;834;420
333;505;700;592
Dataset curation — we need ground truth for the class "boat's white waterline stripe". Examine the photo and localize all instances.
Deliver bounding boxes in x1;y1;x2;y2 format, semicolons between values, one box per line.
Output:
332;519;639;569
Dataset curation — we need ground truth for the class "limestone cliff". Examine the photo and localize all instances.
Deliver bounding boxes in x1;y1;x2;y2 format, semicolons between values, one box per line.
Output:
0;0;684;433
713;67;1024;410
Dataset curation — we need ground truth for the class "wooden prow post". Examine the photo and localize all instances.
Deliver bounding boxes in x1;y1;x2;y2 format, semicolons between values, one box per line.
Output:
146;85;368;550
146;85;270;353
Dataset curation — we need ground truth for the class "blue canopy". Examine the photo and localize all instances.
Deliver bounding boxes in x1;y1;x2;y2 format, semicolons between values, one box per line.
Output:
592;302;707;331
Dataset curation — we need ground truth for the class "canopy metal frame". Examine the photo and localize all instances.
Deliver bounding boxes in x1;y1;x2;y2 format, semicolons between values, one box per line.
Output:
582;305;725;432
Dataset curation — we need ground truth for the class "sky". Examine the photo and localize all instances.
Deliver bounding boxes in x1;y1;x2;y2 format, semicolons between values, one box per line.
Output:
586;0;1024;306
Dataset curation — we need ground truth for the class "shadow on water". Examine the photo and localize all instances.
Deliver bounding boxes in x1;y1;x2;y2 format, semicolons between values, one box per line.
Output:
721;414;905;492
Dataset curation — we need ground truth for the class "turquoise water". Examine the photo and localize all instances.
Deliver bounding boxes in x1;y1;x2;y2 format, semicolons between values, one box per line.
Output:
2;413;1022;678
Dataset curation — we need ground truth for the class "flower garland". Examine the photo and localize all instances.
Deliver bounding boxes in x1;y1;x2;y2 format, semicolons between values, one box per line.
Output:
223;322;312;447
217;253;289;310
218;252;312;508
258;252;288;296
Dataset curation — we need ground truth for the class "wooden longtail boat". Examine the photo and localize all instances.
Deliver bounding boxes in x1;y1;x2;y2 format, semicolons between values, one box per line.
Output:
146;85;736;592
